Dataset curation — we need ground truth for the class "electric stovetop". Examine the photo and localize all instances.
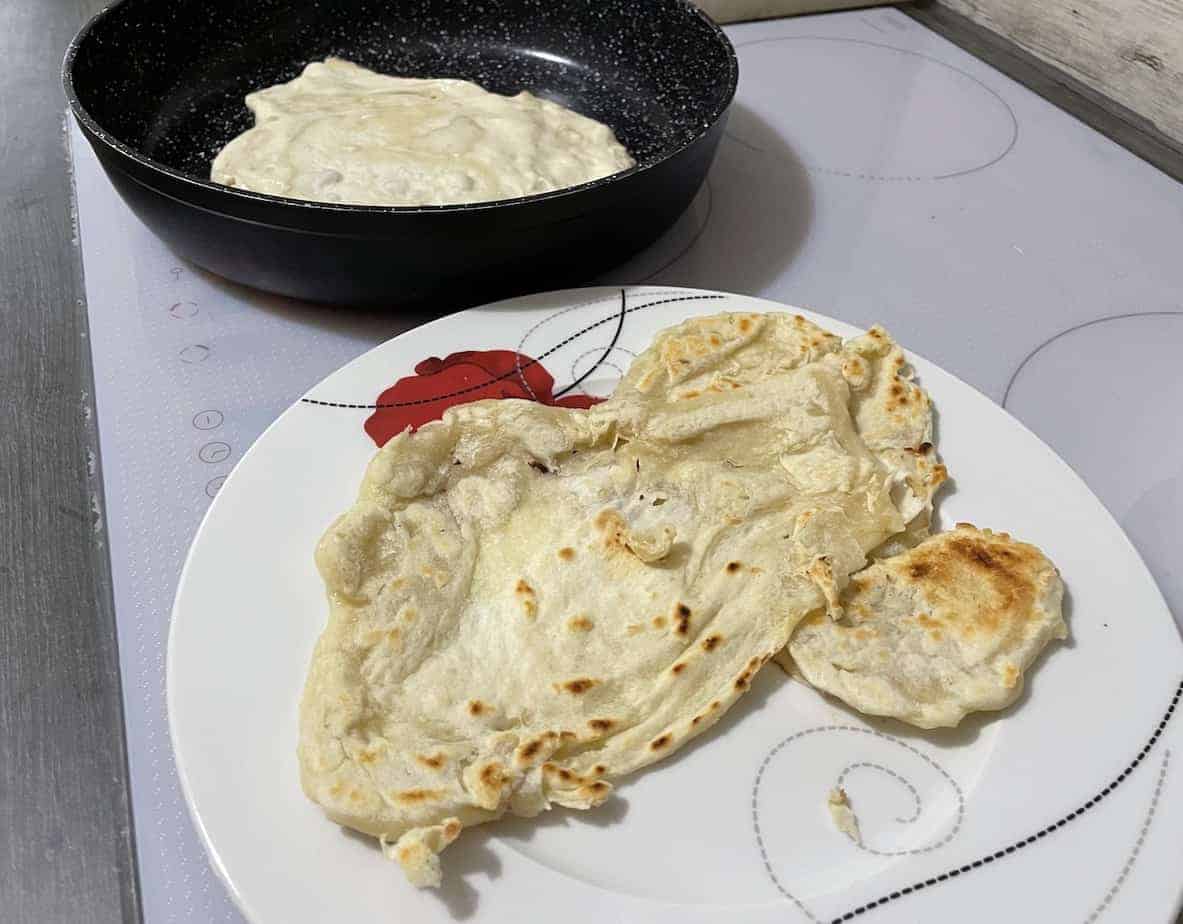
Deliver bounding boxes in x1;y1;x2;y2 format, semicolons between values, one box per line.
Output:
69;7;1183;921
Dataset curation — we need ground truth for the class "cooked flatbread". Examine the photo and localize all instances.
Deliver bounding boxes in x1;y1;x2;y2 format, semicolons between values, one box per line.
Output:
299;312;932;885
783;524;1066;729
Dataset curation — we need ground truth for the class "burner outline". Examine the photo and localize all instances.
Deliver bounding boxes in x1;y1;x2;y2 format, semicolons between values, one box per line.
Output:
729;35;1019;182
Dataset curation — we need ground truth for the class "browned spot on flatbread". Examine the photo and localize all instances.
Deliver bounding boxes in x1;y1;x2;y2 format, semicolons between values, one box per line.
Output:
702;634;723;652
514;578;538;618
897;527;1046;640
555;678;598;695
652;615;667;629
963;541;998;568
416;753;447;771
671;662;687;675
557;547;576;561
467;699;488;716
650;733;672;751
674;603;691;636
443;819;462;838
568;615;594;632
517;739;544;763
738;318;752;333
593;509;617;531
588;718;615;733
725;561;742;574
594;508;631;554
395;788;444;804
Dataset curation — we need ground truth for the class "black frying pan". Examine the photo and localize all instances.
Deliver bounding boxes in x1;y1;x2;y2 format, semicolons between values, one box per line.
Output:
64;0;737;308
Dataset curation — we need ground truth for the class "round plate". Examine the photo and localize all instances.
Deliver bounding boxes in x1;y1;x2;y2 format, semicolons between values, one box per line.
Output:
168;286;1183;924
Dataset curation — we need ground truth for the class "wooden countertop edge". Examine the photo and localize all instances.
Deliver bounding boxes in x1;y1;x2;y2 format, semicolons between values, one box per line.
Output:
905;2;1183;184
0;2;142;923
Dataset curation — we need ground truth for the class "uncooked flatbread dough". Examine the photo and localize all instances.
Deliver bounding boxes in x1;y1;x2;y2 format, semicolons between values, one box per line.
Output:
211;58;635;206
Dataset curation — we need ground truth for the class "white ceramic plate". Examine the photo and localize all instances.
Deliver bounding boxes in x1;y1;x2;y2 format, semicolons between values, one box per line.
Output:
169;287;1183;924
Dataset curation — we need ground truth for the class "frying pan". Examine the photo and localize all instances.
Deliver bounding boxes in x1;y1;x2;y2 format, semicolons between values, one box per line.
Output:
64;0;737;308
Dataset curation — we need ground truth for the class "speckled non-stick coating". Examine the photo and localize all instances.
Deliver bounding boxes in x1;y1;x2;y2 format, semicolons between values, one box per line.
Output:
70;0;733;190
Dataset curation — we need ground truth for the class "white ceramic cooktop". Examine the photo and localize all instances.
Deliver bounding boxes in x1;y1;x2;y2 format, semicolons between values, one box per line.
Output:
69;7;1182;922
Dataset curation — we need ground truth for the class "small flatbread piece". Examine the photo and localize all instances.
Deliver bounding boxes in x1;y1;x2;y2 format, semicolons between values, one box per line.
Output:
827;787;861;842
784;524;1066;728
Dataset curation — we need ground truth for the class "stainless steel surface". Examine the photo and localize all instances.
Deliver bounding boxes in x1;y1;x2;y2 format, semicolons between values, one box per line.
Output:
0;0;139;922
